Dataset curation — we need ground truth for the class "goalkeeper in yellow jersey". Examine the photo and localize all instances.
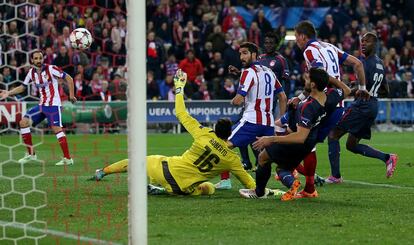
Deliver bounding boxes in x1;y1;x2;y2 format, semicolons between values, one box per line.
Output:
89;69;256;196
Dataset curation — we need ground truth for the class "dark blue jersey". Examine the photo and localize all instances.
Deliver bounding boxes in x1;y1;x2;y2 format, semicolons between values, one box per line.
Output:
324;88;345;116
288;97;326;147
362;55;386;98
258;53;290;84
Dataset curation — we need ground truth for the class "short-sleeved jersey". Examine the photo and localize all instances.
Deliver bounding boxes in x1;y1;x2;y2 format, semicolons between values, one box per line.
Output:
362;55;386;98
168;94;256;193
237;63;282;127
258;53;290;84
23;64;67;106
303;39;348;80
288;97;326;147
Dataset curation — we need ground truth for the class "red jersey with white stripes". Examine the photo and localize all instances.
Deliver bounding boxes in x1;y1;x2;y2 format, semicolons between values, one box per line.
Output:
23;64;66;106
237;63;283;127
303;39;348;80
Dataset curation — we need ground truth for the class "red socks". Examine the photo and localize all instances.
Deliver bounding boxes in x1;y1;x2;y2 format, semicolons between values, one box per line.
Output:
21;127;34;155
303;151;317;193
56;131;71;159
220;171;230;180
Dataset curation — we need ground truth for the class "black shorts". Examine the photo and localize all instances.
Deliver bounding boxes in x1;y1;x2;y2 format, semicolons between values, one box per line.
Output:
265;143;313;171
337;98;378;139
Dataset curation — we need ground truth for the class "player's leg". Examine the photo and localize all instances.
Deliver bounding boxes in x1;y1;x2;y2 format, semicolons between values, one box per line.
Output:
89;158;129;181
327;127;347;180
238;146;253;170
45;106;73;166
346;134;397;178
18;105;45;163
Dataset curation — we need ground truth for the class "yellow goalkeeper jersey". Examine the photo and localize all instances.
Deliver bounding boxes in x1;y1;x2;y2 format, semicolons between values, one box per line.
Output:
167;94;256;194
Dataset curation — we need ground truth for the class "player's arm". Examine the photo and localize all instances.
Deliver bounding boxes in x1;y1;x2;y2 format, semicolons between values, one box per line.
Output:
342;54;370;99
328;76;351;98
0;85;26;100
252;125;310;150
174;69;204;137
275;79;287;116
232;69;254;106
230;162;256;189
51;65;77;103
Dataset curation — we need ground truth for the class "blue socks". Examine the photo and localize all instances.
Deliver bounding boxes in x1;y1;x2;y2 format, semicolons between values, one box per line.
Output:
277;169;295;189
349;143;389;163
239;146;251;165
328;138;341;178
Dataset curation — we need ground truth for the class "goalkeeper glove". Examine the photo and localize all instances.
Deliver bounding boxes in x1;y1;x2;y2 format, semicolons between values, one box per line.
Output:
174;69;187;95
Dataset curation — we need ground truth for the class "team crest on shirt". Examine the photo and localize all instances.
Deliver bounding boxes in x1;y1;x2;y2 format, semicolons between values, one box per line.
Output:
270;60;276;67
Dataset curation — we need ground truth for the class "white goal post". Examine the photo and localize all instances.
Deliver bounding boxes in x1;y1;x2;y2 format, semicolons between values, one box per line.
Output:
127;0;147;244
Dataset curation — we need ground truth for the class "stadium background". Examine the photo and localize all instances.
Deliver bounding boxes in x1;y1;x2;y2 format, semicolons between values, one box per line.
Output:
1;0;414;244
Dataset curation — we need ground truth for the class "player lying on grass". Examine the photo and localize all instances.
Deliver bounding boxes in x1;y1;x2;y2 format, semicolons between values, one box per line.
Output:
89;69;258;196
239;68;345;201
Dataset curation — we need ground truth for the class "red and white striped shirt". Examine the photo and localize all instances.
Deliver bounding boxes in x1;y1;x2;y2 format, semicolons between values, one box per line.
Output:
237;64;282;127
23;64;66;106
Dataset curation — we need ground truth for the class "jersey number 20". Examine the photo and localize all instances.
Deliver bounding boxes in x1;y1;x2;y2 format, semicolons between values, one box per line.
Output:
193;146;220;172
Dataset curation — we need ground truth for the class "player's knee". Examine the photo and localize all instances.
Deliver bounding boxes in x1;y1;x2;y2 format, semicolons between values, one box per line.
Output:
19;118;30;128
346;141;357;152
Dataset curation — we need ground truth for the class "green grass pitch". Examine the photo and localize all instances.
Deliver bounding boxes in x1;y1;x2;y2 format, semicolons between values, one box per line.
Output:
0;132;414;244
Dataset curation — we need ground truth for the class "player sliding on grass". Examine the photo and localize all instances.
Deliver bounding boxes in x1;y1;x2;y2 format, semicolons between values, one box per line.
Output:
0;50;76;166
328;32;398;178
89;69;257;196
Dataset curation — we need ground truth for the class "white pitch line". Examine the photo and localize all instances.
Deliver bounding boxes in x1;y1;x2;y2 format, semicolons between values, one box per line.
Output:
344;179;414;190
0;220;124;245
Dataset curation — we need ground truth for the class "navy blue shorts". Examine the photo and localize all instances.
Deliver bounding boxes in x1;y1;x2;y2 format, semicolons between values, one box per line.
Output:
229;120;274;147
265;143;313;170
24;105;62;127
337;98;378;139
317;107;345;142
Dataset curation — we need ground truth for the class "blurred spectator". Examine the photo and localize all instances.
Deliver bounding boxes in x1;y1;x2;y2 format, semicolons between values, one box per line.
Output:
248;22;262;46
318;14;340;41
165;54;179;77
147;70;160;100
198;14;214;43
253;10;272;34
220;77;236;99
182;20;200;52
191;82;211;100
206;51;225;97
100;80;112;102
200;42;214;68
147;31;165;80
222;7;246;33
179;49;204;96
207;25;226;53
159;75;174;100
406;71;414;98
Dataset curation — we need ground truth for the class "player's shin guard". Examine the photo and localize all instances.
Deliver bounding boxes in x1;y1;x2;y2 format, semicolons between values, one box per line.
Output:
328;138;341;178
295;163;305;175
303;151;317;194
103;159;129;175
220;171;230;180
255;163;272;197
56;131;71;159
21;127;35;155
277;169;295;189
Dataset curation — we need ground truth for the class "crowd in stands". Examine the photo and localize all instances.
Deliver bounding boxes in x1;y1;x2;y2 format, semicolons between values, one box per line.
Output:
0;0;127;102
145;0;414;100
1;0;414;101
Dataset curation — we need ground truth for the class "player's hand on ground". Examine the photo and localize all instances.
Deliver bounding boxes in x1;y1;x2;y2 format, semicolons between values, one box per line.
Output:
174;69;187;94
0;90;9;100
287;97;300;109
228;65;240;76
355;89;370;100
252;136;273;151
70;96;77;104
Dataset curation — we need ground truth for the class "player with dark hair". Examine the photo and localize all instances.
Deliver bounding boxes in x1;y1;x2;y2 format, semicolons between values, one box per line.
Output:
227;31;289;172
328;32;398;178
214;42;284;190
90;69;256;196
0;50;76;166
239;68;345;201
289;20;370;197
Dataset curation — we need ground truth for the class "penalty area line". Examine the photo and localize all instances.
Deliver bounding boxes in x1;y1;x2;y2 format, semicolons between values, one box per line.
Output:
344;179;414;190
0;220;123;245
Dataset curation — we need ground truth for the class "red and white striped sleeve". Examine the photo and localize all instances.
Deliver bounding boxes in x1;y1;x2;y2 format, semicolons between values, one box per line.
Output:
50;65;66;79
22;68;33;86
237;69;255;97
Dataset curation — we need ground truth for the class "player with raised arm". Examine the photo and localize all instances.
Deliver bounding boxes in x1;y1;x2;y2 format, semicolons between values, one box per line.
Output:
0;50;76;166
215;42;284;190
227;31;288;171
291;21;369;194
89;69;257;196
328;32;398;179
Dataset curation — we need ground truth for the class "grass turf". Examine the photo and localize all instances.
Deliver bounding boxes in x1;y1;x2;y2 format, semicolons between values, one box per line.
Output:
0;132;413;244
